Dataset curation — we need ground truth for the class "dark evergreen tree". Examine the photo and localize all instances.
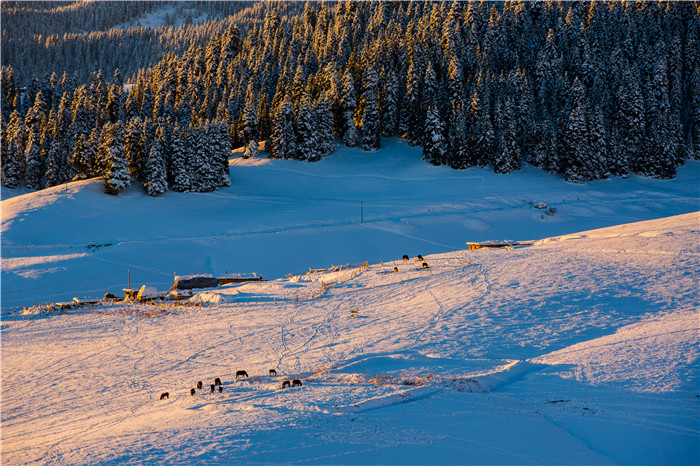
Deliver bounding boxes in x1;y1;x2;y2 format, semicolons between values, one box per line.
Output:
169;124;191;192
494;99;521;174
360;66;380;151
1;111;25;188
296;94;319;161
341;70;358;147
613;63;644;178
316;94;336;157
422;104;445;165
638;50;678;179
404;57;423;146
445;55;467;168
380;70;399;137
24;92;49;190
101;121;130;194
144;125;168;196
270;95;297;159
124;117;145;180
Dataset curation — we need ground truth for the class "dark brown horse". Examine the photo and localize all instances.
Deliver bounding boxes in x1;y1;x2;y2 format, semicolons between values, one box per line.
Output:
236;370;249;378
160;392;169;400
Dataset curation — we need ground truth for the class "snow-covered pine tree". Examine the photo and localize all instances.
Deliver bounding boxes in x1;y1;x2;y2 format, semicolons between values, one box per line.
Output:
564;80;592;183
422;104;445;164
101;121;130;195
208;122;232;188
124;117;145;180
637;50;678;179
242;82;259;147
612;63;644;178
380;70;399;137
404;57;423;146
360;66;380;151
190;124;220;191
169;123;191;192
243;138;259;159
1;110;25;188
563;79;607;183
296;94;320;161
588;105;608;179
494;99;521;174
445;55;467;169
144;125;167;196
316;93;335;157
341;70;358;147
24;91;48;190
270;95;297;159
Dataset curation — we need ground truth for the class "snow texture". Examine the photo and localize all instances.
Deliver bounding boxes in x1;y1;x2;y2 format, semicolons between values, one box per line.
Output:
1;140;699;464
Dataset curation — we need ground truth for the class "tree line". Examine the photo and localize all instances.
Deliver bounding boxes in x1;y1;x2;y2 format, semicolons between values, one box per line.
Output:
2;1;699;196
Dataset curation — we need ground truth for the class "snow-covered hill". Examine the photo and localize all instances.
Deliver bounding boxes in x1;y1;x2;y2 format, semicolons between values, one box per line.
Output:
1;141;698;463
1;215;698;464
2;138;699;310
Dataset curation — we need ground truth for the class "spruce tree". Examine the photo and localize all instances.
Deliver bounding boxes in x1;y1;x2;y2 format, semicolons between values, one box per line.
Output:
316;94;336;157
270;96;297;159
101;121;130;195
296;94;319;161
169;124;191;192
380;70;399;137
613;63;644;178
24;92;48;190
341;71;358;147
422;105;445;164
494;99;521;174
2;110;25;188
445;56;467;168
360;66;380;151
144;125;167;196
124;117;145;180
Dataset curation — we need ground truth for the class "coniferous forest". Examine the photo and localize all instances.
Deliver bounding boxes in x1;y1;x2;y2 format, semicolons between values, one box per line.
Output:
1;1;699;195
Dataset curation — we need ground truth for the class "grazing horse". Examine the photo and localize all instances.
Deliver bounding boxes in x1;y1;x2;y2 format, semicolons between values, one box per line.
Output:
281;380;291;389
292;379;302;387
214;377;222;386
417;255;424;261
210;384;215;393
269;369;277;377
235;370;248;378
196;381;203;389
190;388;196;396
393;267;399;272
160;392;169;400
104;293;116;301
219;386;223;393
402;255;410;261
421;262;429;269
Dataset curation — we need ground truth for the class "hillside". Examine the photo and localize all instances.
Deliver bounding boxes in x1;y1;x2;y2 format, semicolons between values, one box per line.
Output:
2;139;699;310
1;211;698;464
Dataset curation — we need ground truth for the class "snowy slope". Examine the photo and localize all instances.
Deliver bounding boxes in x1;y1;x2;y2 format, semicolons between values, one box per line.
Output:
1;212;698;465
2;138;699;310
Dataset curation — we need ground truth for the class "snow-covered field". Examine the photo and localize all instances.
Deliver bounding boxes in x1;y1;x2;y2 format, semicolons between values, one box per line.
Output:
2;138;698;310
1;139;699;464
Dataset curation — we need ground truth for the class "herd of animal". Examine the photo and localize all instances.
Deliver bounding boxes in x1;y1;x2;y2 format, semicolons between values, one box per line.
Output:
159;254;430;401
159;369;303;400
402;254;429;270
